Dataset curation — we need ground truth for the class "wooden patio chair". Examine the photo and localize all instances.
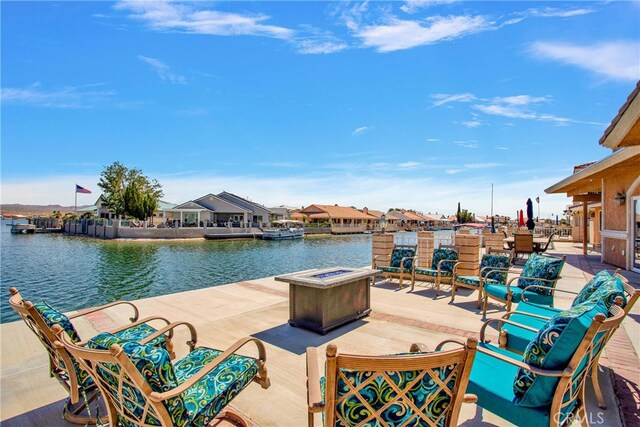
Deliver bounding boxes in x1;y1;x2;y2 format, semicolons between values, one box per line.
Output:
496;270;639;409
482;253;566;317
513;233;534;262
410;245;459;296
54;321;271;427
8;288;174;424
450;249;511;308
470;297;626;426
372;244;417;288
306;337;478;427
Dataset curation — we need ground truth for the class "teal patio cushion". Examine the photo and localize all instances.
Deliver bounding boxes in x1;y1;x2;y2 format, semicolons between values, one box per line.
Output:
390;247;416;270
414;267;439;278
479;254;510;283
455;275;500;287
431;248;458;274
468;343;576;426
379;266;401;274
176;347;259;426
34;301;81;343
505;303;562;353
587;276;627;310
513;299;608;407
517;254;565;296
484;284;553;306
571;270;613;307
114;323;168;349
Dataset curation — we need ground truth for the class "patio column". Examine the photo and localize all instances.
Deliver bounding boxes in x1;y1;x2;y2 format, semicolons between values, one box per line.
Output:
197;211;201;227
582;201;588;255
180;211;183;228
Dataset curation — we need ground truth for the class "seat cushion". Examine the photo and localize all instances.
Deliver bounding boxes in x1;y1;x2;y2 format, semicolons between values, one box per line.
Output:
587;276;628;310
456;275;500;288
414;268;439;277
390;247;416;269
505;303;563;353
513;299;608;407
479;254;510;283
379;266;401;274
484;284;553;306
517;254;565;295
175;347;259;426
468;343;575;426
571;270;613;307
431;249;458;274
33;301;81;342
113;323;168;350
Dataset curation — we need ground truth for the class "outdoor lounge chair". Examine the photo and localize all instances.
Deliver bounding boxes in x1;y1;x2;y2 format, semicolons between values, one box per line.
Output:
513;233;534;262
306;337;477;427
495;270;639;409
450;249;512;308
410;246;459;296
54;321;271;427
469;297;626;426
482;253;566;317
372;244;416;288
8;288;173;424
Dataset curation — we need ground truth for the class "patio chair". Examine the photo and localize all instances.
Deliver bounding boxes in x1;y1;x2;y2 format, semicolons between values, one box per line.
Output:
8;288;173;424
513;233;534;262
450;249;512;308
469;298;626;426
535;232;555;254
372;244;416;288
410;246;459;296
306;337;478;427
54;322;271;427
482;253;566;317
496;270;639;409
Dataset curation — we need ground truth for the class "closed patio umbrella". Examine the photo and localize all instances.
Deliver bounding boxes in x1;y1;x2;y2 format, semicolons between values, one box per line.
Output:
526;198;535;231
518;210;525;227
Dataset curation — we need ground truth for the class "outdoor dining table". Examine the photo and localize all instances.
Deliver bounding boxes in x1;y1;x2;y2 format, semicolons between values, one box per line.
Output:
503;236;549;252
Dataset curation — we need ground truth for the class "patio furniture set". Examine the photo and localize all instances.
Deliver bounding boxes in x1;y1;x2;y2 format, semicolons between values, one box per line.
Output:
7;241;639;426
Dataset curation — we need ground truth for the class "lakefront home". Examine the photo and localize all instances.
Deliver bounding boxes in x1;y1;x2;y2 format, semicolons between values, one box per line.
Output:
546;80;640;271
293;204;379;233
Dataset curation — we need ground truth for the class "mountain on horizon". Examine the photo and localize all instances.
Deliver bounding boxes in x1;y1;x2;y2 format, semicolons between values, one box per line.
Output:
0;204;92;216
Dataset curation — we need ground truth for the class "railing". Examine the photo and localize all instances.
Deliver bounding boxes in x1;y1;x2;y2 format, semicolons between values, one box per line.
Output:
534;226;572;239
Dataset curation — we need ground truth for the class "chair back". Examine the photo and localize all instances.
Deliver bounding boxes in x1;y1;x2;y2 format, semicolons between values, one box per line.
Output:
518;254;566;296
322;338;477;427
431;246;459;273
479;253;511;283
487;247;514;264
7;288;85;401
55;329;184;427
389;244;417;269
514;234;533;254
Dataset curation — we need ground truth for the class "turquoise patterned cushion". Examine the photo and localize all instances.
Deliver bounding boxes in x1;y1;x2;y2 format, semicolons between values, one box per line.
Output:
513;299;608;407
379;266;401;274
390;247;416;270
176;347;259;425
431;249;459;274
456;276;500;287
334;364;458;426
33;301;81;343
517;254;565;295
87;333;188;427
414;268;440;277
590;277;627;310
572;271;613;307
114;323;168;350
480;254;510;283
484;284;553;306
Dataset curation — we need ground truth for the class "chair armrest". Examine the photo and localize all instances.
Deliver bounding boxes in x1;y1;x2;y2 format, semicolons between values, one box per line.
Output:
463;394;478;404
306;347;324;412
479;266;509;275
400;256;417;273
475;346;568;377
479;318;538;343
137;320;197;350
522;283;569;296
502;311;552;322
409;343;429;352
68;300;140;323
107;316;174;339
149;336;269;401
436;259;457;274
434;339;466;351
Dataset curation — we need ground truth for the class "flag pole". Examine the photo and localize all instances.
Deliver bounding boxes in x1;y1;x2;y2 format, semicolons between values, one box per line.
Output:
75;184;77;214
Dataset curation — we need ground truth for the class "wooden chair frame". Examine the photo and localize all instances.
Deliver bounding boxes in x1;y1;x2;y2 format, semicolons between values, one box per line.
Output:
513;233;534;262
410;245;460;296
372;244;417;288
306;338;477;427
476;305;626;427
8;288;173;424
497;273;639;410
482;255;567;317
54;322;271;427
450;248;513;307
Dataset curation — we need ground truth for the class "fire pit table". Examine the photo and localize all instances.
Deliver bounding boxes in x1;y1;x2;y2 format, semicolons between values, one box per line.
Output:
275;267;379;335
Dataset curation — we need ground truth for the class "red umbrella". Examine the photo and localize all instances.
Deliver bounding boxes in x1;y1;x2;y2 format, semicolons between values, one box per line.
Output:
518;210;525;227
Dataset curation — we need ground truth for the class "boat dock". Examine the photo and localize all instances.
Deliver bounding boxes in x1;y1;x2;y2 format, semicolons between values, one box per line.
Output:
1;242;638;426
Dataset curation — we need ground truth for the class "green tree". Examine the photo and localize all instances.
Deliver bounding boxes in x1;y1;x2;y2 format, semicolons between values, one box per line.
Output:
457;209;474;223
98;161;128;217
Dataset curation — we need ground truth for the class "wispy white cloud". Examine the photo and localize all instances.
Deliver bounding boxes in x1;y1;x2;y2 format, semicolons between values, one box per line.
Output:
462;120;482;128
530;41;640;81
446;169;463;175
453;141;478;149
138;55;187;84
1;82;116;109
464;162;501;169
351;126;373;136
116;0;294;40
353;15;491;52
494;146;509;151
398;161;421;170
431;93;476;107
426;138;439;142
526;7;594;18
295;39;348;54
400;0;460;14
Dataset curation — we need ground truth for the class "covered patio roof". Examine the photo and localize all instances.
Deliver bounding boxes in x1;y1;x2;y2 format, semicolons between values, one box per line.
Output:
599;81;640;149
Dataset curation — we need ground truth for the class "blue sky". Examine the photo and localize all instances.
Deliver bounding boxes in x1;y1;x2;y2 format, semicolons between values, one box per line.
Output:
2;1;639;219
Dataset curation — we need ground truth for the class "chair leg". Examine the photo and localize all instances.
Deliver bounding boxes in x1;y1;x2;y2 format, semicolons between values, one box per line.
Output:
482;294;488;318
308;410;315;427
506;295;512;312
591;363;607;409
450;283;456;303
476;288;482;309
435;278;440;296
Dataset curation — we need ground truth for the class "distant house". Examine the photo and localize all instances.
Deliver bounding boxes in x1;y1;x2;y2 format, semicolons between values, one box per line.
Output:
296;204;377;233
163;192;272;227
90;196;175;221
269;205;297;221
546;81;640;271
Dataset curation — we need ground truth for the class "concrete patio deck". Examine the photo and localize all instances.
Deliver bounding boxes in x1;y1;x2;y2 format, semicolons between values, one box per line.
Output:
1;242;638;426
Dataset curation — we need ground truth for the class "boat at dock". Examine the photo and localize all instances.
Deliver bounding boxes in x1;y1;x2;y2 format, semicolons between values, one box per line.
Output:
10;224;37;234
261;220;304;240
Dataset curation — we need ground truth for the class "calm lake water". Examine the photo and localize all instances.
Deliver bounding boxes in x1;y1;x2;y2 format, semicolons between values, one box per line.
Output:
0;219;382;323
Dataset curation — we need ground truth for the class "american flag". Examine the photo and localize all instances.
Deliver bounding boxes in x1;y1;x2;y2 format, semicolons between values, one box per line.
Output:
76;184;92;194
